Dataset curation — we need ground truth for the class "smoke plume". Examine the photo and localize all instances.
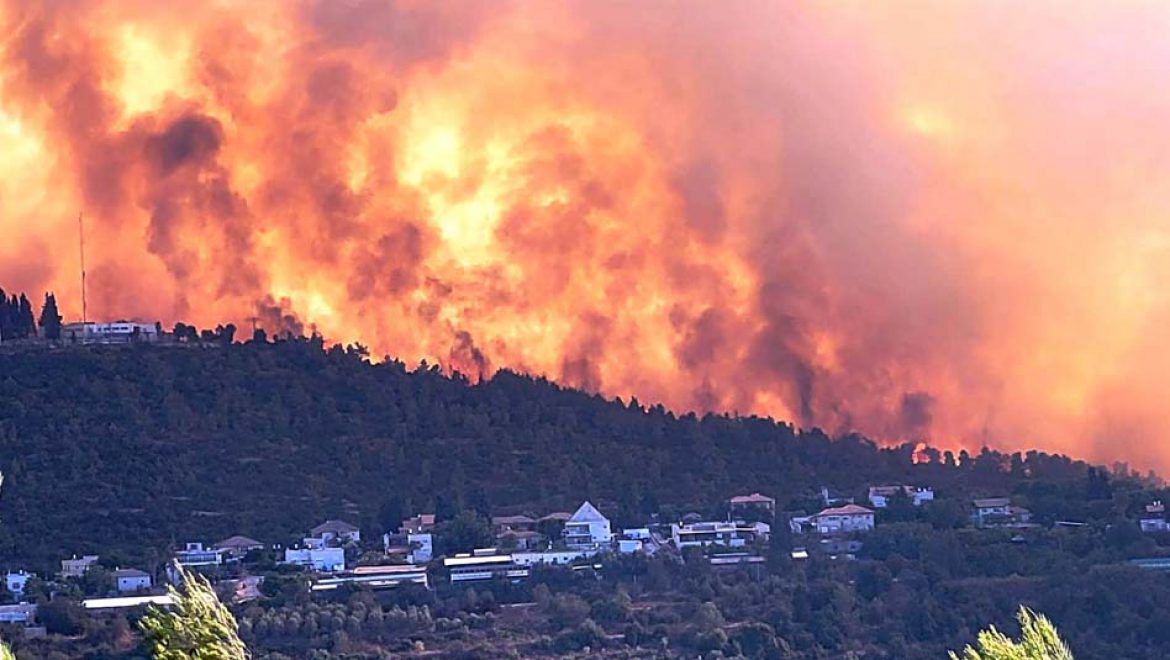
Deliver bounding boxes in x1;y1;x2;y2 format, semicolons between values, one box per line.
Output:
3;1;1170;469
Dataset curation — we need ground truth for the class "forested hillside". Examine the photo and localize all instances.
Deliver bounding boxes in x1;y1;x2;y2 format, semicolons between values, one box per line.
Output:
4;340;1170;658
0;338;1142;570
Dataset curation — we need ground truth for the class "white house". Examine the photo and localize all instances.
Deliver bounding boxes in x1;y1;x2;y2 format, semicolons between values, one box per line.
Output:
5;571;30;597
407;533;433;564
868;485;935;508
113;568;153;593
175;542;225;567
971;497;1014;527
563;501;612;550
284;546;345;573
62;321;160;344
812;504;876;534
671;521;770;550
61;555;100;578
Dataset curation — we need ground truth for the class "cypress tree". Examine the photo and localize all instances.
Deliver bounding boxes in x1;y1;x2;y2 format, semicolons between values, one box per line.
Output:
38;293;63;340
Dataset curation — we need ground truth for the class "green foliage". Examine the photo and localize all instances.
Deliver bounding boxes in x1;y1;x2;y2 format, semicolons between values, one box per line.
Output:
950;608;1074;660
433;510;493;555
139;564;249;660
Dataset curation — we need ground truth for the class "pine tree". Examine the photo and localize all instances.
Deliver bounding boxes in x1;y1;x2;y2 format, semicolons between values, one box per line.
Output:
950;607;1073;660
17;294;34;338
0;288;10;341
139;563;250;659
39;293;62;340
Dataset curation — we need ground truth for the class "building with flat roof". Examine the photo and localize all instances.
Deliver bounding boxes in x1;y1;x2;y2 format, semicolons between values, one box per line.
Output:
443;553;530;583
312;565;429;592
671;521;770;550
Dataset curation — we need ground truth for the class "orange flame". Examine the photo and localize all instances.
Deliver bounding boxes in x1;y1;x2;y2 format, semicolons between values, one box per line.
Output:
3;2;1170;470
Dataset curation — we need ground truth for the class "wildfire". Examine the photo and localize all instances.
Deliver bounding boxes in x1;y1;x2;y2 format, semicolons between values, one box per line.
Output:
3;1;1170;470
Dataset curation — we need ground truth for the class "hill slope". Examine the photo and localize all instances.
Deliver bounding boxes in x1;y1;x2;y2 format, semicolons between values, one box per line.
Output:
0;339;1105;568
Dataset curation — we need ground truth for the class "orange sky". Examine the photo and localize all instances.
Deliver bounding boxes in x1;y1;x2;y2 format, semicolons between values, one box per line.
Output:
3;1;1170;470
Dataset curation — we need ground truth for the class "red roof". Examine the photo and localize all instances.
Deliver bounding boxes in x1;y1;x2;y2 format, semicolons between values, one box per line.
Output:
729;492;775;504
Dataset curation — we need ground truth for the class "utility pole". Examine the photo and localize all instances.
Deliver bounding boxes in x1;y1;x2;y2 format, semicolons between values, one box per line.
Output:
79;212;88;333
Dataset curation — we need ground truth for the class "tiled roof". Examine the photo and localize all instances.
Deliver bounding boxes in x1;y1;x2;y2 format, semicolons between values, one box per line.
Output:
815;504;874;517
214;535;263;549
729;492;775;504
312;519;360;535
569;501;608;523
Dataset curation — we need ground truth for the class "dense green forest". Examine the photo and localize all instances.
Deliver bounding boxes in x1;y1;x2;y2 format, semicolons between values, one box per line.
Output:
2;337;1170;658
0;336;1140;570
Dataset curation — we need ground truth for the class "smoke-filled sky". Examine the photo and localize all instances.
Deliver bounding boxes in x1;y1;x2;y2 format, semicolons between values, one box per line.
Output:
3;1;1170;469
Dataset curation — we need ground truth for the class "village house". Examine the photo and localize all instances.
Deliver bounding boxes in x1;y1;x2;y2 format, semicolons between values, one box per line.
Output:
971;497;1011;525
60;555;100;578
113;568;153;593
408;533;433;564
972;497;1033;528
284;546;345;573
310;520;361;546
540;511;573;524
175;542;225;567
492;514;537;535
213;535;265;560
1140;501;1170;533
492;515;543;550
868;485;935;508
671;521;771;550
563;501;613;550
4;572;30;598
728;492;776;515
400;514;437;534
812;504;876;534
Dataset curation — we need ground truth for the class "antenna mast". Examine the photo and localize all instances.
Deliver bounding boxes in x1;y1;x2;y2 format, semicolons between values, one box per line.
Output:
79;212;87;326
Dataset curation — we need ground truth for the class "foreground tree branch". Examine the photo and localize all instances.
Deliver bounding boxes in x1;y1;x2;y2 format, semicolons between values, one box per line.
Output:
950;607;1073;660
